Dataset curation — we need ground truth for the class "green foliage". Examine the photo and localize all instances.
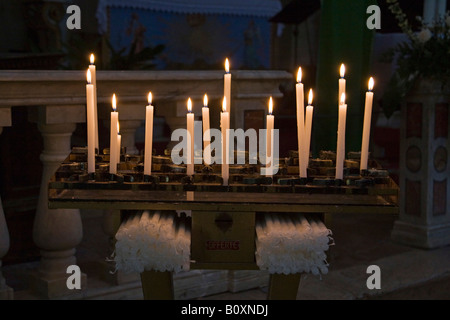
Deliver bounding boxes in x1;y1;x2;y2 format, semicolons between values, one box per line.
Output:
60;33;101;70
60;34;164;70
105;38;165;70
381;0;450;117
379;72;408;118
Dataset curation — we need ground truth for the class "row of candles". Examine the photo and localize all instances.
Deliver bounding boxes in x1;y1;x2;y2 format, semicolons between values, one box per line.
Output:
85;55;374;184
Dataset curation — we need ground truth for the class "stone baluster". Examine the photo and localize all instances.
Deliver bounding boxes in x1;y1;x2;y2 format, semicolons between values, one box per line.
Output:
159;99;197;151
29;105;87;298
0;123;14;300
118;120;142;155
101;102;144;156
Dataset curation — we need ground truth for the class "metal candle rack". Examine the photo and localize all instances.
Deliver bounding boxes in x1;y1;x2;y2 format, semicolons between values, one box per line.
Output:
48;147;399;300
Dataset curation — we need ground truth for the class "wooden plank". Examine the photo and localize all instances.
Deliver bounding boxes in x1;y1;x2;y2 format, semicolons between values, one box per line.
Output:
190;262;260;270
191;211;255;264
49;199;399;215
49;189;397;206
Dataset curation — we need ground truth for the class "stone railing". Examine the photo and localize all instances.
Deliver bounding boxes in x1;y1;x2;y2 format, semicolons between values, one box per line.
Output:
0;69;292;299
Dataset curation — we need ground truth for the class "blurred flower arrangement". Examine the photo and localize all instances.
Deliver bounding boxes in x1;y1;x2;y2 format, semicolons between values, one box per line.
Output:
381;0;450;117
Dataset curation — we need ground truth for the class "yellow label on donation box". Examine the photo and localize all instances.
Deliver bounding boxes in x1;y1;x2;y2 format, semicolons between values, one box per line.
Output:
191;211;255;265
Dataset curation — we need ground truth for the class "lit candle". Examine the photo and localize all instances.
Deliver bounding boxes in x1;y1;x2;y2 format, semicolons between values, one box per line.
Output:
144;92;154;175
360;77;374;171
266;97;274;176
186;98;195;176
110;94;118;174
224;58;231;122
295;67;307;178
89;54;99;152
202;94;211;165
304;89;314;169
117;121;121;164
86;69;96;174
221;97;230;186
339;64;346;103
336;93;347;180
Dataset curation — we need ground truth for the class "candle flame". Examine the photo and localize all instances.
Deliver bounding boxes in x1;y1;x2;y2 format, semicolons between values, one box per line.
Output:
308;89;313;105
340;64;345;78
90;53;95;64
86;69;91;84
268;96;273;114
368;77;374;91
117;121;120;134
225;58;230;73
203;94;208;107
340;93;346;105
148;92;153;105
187;98;192;113
222;96;227;112
112;93;117;111
296;67;302;83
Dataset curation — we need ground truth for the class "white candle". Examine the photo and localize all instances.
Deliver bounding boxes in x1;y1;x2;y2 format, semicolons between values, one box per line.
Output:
110;94;118;174
295;67;307;178
86;69;96;174
89;54;99;152
304;89;314;169
144;92;154;175
336;93;347;180
339;64;346;103
266;97;274;176
360;77;374;171
224;58;231;123
117;121;121;164
221;97;229;186
202;94;211;165
186;98;195;176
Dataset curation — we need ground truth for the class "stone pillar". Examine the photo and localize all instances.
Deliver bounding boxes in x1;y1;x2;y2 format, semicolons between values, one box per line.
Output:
0;126;14;300
391;80;450;249
29;105;87;298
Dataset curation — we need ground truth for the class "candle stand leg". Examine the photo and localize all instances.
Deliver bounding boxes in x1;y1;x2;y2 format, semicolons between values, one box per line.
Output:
140;270;174;300
267;273;301;300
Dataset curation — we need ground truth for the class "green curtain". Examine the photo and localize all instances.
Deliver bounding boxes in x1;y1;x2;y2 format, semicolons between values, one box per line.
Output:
313;0;376;156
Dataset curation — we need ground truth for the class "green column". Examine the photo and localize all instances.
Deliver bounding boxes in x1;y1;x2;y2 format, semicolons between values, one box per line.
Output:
313;0;376;156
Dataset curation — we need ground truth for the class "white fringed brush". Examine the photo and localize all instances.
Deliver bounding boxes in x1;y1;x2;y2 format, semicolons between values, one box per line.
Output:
113;211;191;274
255;213;333;276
